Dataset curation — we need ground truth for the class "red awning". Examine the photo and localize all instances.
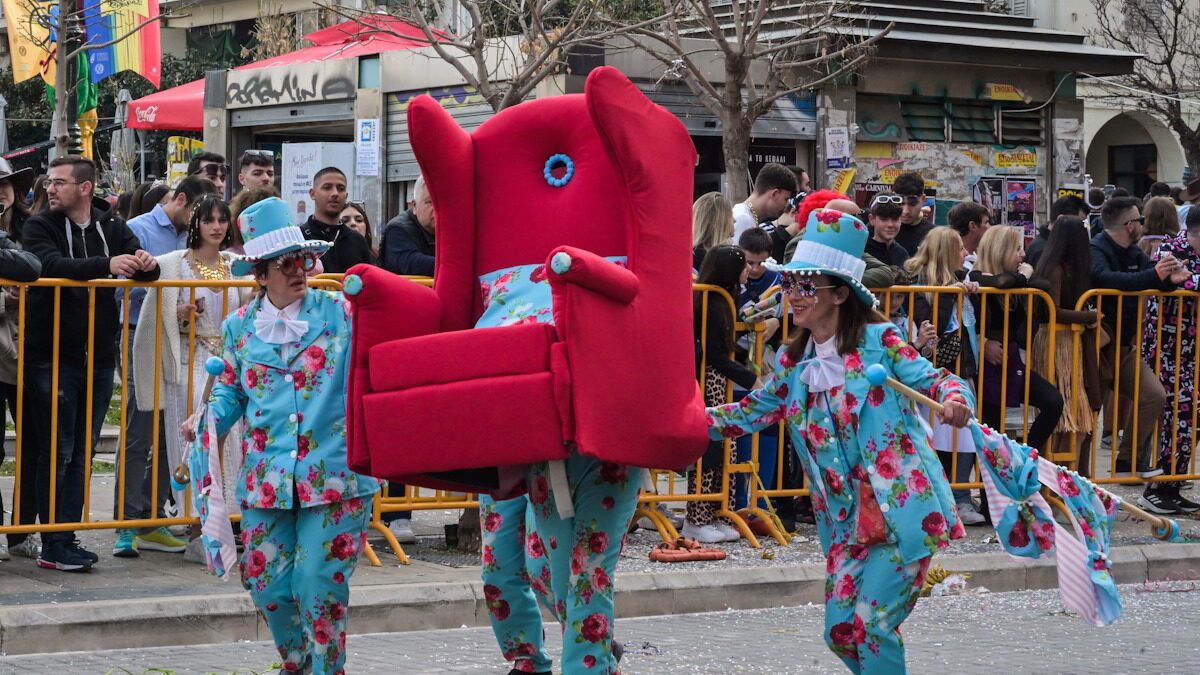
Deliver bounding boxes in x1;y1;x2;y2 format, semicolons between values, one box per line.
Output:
127;17;439;131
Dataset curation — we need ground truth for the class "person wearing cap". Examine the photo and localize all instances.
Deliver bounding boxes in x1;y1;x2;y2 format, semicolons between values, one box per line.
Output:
181;197;379;674
0;158;42;563
705;207;973;674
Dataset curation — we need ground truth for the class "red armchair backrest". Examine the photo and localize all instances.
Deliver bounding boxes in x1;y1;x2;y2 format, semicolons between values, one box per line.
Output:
408;67;695;331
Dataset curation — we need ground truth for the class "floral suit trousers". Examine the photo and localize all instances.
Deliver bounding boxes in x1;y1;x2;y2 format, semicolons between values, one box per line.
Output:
527;451;640;674
479;493;554;673
240;501;372;675
821;520;930;675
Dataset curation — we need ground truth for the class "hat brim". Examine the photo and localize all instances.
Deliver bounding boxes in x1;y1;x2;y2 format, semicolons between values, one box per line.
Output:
0;167;35;199
1180;186;1200;203
230;240;330;276
780;263;877;307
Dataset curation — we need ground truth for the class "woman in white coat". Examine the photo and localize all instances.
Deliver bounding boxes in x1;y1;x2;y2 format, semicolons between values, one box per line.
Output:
133;195;251;517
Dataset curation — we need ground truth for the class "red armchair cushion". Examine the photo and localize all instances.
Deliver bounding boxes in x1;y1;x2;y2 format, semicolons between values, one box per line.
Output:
367;323;556;392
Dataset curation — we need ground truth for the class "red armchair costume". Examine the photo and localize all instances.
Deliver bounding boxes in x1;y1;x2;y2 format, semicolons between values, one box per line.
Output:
345;67;708;494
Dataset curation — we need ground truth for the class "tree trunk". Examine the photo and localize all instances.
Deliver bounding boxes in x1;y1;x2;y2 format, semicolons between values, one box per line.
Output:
722;119;752;202
53;38;71;159
721;55;751;201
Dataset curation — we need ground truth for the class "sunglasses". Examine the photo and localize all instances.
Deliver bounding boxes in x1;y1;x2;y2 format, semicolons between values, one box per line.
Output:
871;195;904;206
780;274;838;297
242;149;275;159
193;164;230;179
269;252;318;273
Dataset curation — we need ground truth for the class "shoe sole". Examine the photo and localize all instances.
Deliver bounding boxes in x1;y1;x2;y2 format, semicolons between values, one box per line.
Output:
36;558;93;572
1138;469;1165;479
136;542;187;553
1136;497;1181;515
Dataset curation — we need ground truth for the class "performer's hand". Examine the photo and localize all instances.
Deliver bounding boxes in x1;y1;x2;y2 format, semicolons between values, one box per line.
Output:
939;400;972;428
181;412;200;442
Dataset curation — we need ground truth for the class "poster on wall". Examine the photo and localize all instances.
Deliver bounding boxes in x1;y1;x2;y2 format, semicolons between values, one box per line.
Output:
971;177;1005;226
166;137;204;187
282;142;355;226
825;126;850;169
1005;179;1038;242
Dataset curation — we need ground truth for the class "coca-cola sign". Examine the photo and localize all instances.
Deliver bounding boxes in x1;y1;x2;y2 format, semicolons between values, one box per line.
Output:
135;106;158;123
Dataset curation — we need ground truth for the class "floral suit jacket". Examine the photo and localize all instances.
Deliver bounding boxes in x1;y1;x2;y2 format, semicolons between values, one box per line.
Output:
707;323;972;564
209;289;380;510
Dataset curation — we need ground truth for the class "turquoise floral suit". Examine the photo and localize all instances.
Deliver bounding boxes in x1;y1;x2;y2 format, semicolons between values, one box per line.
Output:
707;323;971;674
209;289;380;675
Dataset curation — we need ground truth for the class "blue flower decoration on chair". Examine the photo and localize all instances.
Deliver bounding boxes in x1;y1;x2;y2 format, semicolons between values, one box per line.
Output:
543;154;575;187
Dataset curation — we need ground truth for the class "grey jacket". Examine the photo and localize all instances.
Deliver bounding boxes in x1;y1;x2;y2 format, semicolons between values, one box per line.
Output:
0;232;43;383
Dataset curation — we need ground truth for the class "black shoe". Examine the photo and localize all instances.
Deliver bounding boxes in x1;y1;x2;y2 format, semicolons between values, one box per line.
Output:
1138;486;1182;515
1114;459;1131;474
70;540;100;564
612;639;624;663
36;540;95;572
1171;486;1200;513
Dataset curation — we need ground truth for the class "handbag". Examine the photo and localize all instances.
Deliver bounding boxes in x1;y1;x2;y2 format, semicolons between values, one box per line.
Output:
934;330;962;369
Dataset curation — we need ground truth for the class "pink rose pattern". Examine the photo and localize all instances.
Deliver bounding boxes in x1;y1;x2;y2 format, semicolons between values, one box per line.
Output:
478;494;554;673
241;502;370;675
476;257;628;329
824;542;931;670
706;323;971;565
526;452;638;674
204;291;380;512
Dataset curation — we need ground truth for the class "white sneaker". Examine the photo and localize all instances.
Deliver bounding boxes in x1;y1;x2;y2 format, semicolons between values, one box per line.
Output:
680;522;725;544
956;502;986;525
389;518;416;544
8;537;40;559
714;522;741;541
0;540;9;561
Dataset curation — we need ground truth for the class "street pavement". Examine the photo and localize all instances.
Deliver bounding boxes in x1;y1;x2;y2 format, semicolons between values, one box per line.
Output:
2;581;1198;674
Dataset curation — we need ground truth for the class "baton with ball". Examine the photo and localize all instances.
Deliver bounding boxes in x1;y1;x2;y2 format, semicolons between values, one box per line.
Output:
171;356;229;491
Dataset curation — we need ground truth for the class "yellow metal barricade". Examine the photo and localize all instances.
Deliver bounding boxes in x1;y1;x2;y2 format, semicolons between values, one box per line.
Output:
1074;288;1200;485
3;273;1186;569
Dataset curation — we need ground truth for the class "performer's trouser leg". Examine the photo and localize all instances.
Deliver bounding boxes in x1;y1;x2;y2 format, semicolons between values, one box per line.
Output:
822;542;930;675
241;501;371;675
480;493;554;673
529;454;639;675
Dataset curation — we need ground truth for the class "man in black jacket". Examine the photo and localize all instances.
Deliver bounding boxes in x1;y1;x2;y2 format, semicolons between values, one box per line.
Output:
299;167;371;274
22;156;160;571
381;175;435;276
1090;196;1188;497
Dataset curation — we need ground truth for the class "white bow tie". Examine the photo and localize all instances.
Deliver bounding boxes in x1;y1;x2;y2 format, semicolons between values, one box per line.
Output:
799;351;845;393
253;313;309;345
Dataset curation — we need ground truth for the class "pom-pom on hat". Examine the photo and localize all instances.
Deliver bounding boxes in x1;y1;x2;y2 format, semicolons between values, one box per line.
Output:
229;197;330;276
781;207;875;307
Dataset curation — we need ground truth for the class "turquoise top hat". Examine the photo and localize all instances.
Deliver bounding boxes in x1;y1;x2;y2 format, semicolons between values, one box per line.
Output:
230;197;331;276
782;207;875;306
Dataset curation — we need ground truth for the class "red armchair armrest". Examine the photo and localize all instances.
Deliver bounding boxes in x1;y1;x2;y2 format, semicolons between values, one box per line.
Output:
345;264;443;475
546;246;639;305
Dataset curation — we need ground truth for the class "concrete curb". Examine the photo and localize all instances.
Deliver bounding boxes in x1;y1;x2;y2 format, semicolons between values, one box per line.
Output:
3;542;1200;656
